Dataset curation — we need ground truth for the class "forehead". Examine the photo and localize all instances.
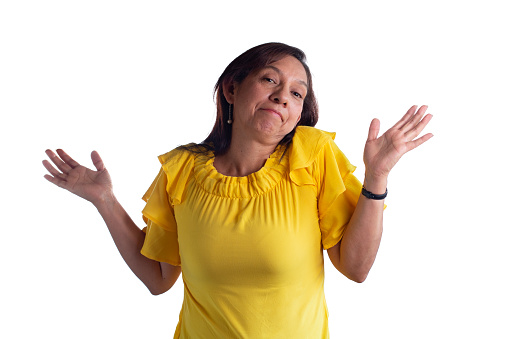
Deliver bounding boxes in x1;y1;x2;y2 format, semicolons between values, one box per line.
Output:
258;56;308;84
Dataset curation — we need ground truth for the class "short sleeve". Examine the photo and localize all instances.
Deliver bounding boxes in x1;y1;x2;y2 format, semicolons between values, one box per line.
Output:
140;168;181;266
315;140;363;250
140;148;195;266
288;126;364;250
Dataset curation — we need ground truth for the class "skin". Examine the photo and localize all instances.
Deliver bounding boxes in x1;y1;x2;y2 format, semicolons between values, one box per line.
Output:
215;56;307;176
328;105;433;282
42;150;181;295
43;56;433;293
216;56;433;282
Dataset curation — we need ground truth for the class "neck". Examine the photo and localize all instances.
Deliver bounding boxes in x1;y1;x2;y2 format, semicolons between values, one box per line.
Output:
214;132;279;177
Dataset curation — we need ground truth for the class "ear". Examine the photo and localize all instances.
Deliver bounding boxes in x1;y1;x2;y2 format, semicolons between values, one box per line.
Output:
222;79;236;104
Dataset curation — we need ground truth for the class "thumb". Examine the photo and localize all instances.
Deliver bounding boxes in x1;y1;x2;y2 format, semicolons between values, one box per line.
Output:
367;118;380;142
91;151;105;171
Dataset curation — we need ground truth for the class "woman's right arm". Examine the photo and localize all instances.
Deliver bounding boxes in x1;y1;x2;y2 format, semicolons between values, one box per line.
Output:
43;149;181;295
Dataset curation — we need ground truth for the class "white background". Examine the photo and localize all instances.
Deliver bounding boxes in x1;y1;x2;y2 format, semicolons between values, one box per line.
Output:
1;1;508;338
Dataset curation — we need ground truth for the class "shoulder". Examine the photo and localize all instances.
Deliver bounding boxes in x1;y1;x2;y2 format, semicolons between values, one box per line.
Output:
289;126;337;169
157;143;208;168
155;144;204;182
154;145;202;205
288;126;355;185
294;126;336;143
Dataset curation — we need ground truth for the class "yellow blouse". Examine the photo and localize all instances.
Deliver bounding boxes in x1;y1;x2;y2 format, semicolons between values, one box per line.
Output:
141;126;362;339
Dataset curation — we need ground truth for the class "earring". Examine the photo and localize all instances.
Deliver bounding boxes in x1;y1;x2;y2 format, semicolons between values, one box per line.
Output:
227;104;233;124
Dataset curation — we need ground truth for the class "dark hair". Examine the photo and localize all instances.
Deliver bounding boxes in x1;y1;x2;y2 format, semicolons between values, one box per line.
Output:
181;42;319;156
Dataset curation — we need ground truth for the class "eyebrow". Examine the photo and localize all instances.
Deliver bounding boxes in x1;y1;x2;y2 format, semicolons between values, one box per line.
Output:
264;65;309;89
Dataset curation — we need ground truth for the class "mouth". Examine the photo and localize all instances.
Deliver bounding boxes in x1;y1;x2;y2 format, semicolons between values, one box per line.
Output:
261;108;283;121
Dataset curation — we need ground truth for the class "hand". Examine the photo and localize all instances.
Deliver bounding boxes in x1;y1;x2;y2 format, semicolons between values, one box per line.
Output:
43;149;113;205
363;105;433;181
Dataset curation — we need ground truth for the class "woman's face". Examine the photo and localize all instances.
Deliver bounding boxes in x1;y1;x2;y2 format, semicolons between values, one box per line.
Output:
226;55;308;145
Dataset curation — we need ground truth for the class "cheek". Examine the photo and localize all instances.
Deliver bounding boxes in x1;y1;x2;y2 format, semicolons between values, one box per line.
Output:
291;106;303;123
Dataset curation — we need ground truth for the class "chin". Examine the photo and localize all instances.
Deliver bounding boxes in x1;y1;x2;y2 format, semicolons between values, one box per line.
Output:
253;123;290;142
256;120;281;136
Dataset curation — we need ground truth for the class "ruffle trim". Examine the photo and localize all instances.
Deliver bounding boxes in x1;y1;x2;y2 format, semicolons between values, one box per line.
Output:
156;126;356;202
157;148;195;205
289;126;356;186
141;168;176;232
193;146;288;199
290;127;359;221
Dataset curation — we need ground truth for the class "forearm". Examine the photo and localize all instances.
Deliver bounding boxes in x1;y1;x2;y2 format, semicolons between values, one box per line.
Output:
336;105;432;282
338;175;386;282
93;194;166;294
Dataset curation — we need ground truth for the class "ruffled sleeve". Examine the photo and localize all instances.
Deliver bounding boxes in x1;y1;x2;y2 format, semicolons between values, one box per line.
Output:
289;126;363;250
140;148;195;266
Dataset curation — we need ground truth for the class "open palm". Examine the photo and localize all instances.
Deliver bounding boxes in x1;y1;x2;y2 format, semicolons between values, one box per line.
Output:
43;149;112;204
363;105;433;179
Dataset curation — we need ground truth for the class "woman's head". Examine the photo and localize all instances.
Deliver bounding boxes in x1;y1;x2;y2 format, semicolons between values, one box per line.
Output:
204;42;319;155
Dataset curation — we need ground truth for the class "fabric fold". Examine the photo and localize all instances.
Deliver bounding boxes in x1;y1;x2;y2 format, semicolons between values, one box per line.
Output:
193;145;288;199
287;127;363;249
140;149;193;266
142;168;177;232
138;126;371;337
158;148;195;205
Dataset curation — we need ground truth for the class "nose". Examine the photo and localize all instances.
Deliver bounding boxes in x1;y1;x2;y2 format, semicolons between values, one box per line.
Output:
270;88;289;107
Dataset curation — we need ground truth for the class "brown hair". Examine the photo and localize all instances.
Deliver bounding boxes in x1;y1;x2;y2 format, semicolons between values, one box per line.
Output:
181;42;319;156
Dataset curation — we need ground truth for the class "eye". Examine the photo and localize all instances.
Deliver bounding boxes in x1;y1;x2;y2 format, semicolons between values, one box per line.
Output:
292;91;303;99
264;77;276;83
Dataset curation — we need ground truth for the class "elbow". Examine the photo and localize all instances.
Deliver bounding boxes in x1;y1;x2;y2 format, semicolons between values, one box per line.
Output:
149;287;163;296
147;281;172;295
147;277;179;295
350;273;368;283
148;285;169;296
343;269;370;283
339;258;375;283
146;265;181;295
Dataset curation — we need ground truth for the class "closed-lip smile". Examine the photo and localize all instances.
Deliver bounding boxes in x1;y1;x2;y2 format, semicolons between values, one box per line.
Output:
261;108;283;121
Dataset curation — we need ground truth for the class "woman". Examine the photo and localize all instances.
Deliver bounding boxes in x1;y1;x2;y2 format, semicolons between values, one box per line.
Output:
43;43;432;338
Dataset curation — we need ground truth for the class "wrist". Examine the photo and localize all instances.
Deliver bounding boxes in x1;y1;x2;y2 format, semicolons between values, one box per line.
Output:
363;173;388;195
93;191;118;212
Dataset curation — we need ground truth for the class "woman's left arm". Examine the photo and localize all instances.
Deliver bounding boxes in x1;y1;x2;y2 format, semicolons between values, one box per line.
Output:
327;105;433;283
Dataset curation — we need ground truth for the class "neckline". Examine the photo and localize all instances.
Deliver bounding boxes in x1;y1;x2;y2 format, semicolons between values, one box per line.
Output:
193;146;288;198
212;145;286;179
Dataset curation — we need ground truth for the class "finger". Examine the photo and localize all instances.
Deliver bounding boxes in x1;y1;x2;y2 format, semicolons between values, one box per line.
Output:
91;150;105;171
406;133;434;152
405;113;433;139
45;149;72;174
56;149;80;168
394;105;418;129
43;173;68;189
42;159;67;180
367;118;380;141
400;105;428;132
